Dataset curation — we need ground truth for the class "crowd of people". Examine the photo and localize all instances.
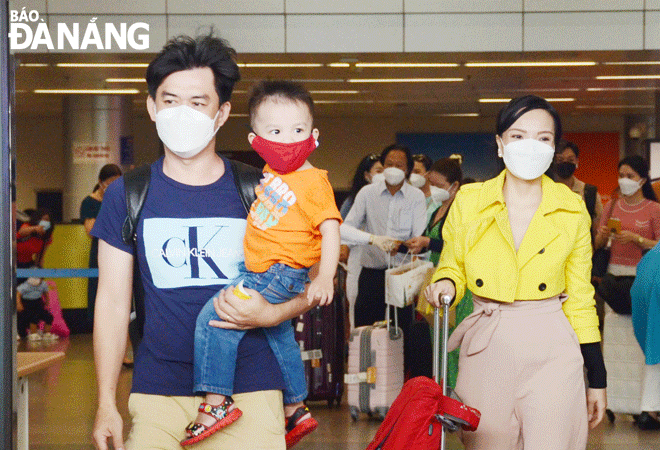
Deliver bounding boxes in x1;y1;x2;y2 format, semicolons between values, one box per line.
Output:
13;31;660;450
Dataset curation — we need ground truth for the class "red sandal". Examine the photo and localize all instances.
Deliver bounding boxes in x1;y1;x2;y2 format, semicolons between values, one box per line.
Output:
180;396;242;446
284;406;318;449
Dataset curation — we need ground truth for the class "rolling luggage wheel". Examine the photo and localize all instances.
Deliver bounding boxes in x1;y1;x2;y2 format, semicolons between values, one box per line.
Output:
606;409;615;423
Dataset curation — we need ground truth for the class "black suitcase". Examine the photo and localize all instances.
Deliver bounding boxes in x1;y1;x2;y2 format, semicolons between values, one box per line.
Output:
293;267;346;406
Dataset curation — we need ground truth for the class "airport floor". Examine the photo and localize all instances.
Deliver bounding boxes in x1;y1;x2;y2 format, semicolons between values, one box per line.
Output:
20;333;660;450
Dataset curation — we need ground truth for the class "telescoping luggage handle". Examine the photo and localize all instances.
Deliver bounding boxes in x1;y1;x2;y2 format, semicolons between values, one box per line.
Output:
434;294;454;450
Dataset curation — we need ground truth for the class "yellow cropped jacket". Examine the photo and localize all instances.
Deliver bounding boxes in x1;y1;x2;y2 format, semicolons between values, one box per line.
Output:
431;171;600;344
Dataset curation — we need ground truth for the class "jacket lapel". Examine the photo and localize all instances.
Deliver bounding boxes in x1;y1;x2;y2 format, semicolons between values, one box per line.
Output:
516;212;560;268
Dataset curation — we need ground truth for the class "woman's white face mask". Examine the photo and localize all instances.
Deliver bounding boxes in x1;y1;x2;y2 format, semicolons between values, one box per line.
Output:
409;173;427;189
500;138;554;181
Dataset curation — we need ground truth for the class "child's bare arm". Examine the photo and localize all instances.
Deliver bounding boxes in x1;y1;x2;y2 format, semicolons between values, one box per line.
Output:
307;219;340;305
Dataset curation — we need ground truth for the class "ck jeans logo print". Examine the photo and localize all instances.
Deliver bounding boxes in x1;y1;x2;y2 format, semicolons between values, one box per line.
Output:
143;217;246;289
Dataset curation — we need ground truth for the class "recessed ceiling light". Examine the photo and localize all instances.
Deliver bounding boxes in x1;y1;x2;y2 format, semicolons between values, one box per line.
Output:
596;75;660;80
309;90;360;94
106;78;145;83
480;97;574;103
587;87;658;91
575;104;653;109
315;100;374;104
347;78;463;83
35;89;141;94
436;113;480;117
19;63;49;67
327;63;350;68
238;63;323;68
466;62;596;67
603;61;660;65
354;63;459;68
56;63;149;68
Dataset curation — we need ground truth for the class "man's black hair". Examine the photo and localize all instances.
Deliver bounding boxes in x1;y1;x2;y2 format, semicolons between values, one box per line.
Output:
146;33;240;103
380;144;414;177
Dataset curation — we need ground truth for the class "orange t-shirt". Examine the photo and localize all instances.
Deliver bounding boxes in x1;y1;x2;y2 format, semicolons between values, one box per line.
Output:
243;165;342;273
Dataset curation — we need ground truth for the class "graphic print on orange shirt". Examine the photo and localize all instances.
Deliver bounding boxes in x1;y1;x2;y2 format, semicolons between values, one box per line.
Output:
250;172;297;230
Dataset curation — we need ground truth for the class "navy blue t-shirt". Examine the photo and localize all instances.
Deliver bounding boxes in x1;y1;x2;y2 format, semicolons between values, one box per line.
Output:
92;156;285;396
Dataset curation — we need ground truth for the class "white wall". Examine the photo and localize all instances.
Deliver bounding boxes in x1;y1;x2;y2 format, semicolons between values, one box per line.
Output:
8;0;660;53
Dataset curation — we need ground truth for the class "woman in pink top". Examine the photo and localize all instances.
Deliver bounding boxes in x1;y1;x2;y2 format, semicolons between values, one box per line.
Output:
594;154;660;429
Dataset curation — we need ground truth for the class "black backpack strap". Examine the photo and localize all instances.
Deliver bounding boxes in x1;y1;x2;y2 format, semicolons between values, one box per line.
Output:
122;164;151;245
228;159;262;213
584;183;597;220
120;164;151;345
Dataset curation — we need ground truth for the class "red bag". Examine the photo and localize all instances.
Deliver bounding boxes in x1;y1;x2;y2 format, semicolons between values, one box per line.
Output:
366;376;480;450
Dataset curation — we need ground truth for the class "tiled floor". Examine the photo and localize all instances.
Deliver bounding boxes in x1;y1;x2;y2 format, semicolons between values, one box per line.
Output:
20;334;660;449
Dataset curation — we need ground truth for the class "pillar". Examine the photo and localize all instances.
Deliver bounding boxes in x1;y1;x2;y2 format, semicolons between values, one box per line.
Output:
62;95;132;222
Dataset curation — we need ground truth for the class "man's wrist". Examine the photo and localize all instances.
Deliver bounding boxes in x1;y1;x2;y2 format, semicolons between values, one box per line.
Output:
369;234;374;245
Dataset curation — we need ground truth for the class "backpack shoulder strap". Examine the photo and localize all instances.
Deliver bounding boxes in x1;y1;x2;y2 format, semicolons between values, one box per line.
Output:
583;183;597;220
228;159;262;213
121;164;151;245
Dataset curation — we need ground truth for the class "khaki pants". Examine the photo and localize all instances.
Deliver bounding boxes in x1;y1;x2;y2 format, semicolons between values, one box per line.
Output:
451;296;588;450
126;390;285;450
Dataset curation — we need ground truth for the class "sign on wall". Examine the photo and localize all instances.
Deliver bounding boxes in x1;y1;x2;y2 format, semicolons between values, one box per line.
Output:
72;142;110;163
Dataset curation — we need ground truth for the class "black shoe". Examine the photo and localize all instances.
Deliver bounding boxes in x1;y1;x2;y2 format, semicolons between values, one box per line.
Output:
636;412;660;430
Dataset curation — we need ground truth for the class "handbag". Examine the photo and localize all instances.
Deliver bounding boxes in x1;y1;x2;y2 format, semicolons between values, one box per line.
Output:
591;198;617;278
385;253;434;308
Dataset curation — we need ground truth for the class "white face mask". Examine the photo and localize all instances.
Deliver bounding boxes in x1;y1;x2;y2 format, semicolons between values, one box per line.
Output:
409;173;426;189
430;185;450;204
383;167;406;186
501;138;554;181
27;277;42;286
618;178;642;196
155;105;220;159
38;220;51;231
371;172;385;184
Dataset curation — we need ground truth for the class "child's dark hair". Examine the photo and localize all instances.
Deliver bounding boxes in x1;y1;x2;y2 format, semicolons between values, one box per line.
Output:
146;32;240;103
248;80;314;128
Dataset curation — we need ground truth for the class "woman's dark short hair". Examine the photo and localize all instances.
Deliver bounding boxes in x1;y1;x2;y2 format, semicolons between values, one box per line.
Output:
248;80;314;128
496;95;563;147
412;154;433;172
146;33;240;103
619;155;658;201
429;158;463;185
98;164;122;183
380;144;414;176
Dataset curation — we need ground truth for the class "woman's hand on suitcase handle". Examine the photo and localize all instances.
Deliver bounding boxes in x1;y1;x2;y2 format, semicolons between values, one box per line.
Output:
587;388;607;429
424;279;456;309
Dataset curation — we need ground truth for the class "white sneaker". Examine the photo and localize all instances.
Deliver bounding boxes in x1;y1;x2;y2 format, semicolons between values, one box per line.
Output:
27;333;42;341
42;332;59;341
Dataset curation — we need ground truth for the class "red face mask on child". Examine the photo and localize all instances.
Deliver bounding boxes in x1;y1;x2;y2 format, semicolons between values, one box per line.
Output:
250;134;317;174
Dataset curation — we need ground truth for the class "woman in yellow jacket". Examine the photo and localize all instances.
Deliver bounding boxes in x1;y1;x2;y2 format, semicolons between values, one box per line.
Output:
425;95;606;450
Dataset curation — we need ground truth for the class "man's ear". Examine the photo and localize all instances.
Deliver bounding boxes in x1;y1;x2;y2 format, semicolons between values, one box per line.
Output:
146;96;157;122
215;102;232;129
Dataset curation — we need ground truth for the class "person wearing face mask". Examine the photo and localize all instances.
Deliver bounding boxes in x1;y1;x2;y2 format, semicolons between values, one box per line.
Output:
340;144;429;377
91;35;320;450
407;158;471;390
338;153;383;331
593;155;660;430
554;140;603;236
80;164;122;328
185;80;342;447
425;96;606;450
16;208;54;284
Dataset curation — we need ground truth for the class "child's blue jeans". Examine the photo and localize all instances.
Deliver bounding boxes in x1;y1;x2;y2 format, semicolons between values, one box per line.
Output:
193;263;309;404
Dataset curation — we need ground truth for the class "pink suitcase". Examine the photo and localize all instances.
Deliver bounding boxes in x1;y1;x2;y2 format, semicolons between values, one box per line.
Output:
345;307;404;421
